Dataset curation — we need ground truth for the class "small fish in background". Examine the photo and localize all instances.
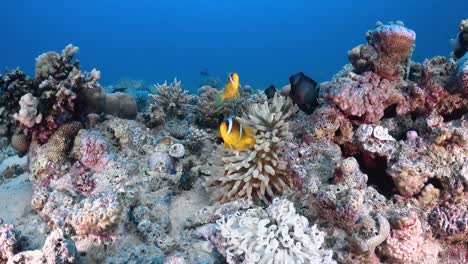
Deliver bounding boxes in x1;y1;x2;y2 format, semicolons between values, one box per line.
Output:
215;72;240;104
219;117;256;151
264;85;277;99
200;68;210;76
289;72;320;114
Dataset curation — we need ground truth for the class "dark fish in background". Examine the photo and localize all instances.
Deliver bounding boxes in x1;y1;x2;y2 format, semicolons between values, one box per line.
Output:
200;68;210;76
264;85;277;99
289;72;319;114
112;87;127;93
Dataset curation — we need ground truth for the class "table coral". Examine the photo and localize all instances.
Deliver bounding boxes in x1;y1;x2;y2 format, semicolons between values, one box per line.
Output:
206;95;298;204
216;198;336;264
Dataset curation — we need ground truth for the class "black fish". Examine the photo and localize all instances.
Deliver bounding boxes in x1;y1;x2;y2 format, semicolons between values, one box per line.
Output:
289;72;319;114
264;85;277;99
200;68;210;76
454;32;468;59
112;87;127;93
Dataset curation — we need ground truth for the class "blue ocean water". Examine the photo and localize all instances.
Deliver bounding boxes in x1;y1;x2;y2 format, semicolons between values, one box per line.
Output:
1;0;467;92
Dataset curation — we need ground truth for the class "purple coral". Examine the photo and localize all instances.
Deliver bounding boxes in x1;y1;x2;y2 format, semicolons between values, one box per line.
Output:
428;200;467;241
368;23;416;80
71;130;114;172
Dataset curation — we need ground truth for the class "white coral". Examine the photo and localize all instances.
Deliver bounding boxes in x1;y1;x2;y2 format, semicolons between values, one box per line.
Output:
217;198;336;264
13;93;42;128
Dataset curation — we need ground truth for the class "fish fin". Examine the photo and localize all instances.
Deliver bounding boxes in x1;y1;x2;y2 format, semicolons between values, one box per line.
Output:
214;93;224;105
238;123;243;142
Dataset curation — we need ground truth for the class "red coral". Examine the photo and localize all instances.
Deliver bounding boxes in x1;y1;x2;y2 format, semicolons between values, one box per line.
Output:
369;24;416;80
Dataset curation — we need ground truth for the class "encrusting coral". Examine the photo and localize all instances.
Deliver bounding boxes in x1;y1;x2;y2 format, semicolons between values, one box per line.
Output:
216;198;336;264
206;94;298;204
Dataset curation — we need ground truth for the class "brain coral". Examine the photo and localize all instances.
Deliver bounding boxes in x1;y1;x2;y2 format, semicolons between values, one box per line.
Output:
207;95;298;203
217;198;336;264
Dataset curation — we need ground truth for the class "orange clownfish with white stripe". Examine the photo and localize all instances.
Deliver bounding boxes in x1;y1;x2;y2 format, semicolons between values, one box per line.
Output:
215;72;240;104
219;117;255;151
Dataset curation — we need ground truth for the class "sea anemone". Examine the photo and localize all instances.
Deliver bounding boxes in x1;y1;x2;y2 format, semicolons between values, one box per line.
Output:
207;94;298;203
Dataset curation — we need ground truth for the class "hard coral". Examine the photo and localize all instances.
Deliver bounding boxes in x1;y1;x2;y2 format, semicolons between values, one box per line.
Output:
428;199;467;242
7;229;78;264
44;121;82;163
0;69;36;138
379;211;440;264
323;71;406;124
0;224;17;262
195;86;238;128
348;44;378;74
13;93;42;128
71;130;114;172
207;95;298;204
367;22;416;80
457;53;468;95
70;193;121;238
150;78;194;120
217;198;336;264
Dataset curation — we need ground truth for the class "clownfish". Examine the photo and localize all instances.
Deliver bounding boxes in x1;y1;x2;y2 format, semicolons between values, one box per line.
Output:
219;117;256;151
215;73;240;104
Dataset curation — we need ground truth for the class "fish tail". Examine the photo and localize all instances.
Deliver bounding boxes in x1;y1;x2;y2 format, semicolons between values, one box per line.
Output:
214;92;224;105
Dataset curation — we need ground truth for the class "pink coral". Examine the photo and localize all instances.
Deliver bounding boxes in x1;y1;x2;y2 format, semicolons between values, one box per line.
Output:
323;72;407;124
368;24;416;80
0;224;17;262
71;130;114;172
428;200;467;241
379;211;440;264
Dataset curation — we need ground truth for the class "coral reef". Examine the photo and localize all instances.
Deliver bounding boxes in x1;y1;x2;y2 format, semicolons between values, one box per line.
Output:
149;79;195;121
217;198;336;264
206;95;298;204
1;19;468;264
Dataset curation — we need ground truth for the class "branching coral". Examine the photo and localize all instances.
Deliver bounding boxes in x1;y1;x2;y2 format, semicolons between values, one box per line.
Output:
216;198;336;264
149;78;194;120
207;95;298;203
